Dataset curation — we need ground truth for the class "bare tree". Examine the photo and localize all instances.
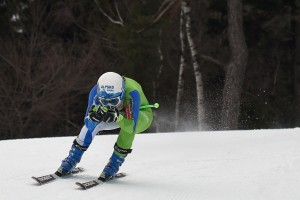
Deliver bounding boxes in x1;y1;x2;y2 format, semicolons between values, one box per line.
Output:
152;30;164;132
0;1;110;139
175;3;187;131
144;0;205;130
221;0;248;129
295;54;300;126
0;34;102;139
183;0;205;130
294;9;300;126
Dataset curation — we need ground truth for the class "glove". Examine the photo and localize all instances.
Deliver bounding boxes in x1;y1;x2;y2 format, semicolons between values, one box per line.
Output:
101;107;120;123
88;105;119;123
88;105;103;122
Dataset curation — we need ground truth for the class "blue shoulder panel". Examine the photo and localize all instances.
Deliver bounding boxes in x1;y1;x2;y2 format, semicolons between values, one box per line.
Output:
129;90;140;131
85;85;97;117
84;85;98;130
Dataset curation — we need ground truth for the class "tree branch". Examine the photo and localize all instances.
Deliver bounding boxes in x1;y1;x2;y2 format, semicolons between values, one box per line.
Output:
114;0;124;25
94;0;124;27
0;54;15;68
137;0;177;33
200;54;225;70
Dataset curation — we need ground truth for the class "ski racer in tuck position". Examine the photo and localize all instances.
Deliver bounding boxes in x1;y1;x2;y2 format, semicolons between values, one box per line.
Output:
55;72;154;182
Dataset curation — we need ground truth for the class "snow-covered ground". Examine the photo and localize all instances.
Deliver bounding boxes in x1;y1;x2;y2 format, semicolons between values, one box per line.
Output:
1;128;300;200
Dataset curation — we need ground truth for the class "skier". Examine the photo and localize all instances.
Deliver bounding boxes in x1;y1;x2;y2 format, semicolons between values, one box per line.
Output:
55;72;153;182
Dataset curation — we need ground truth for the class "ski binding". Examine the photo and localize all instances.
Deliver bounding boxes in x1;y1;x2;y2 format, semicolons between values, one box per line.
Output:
76;172;126;190
32;167;84;185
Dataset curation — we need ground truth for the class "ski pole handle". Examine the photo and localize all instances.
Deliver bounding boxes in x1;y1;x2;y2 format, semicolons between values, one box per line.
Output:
139;103;159;110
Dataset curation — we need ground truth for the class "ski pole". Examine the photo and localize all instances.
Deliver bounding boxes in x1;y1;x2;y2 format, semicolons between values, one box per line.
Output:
117;103;158;121
139;103;159;110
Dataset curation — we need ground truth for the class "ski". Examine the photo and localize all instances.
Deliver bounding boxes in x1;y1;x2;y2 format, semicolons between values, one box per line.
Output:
32;167;85;185
75;172;126;190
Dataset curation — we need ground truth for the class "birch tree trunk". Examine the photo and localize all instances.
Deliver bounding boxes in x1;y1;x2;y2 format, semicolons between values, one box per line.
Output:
183;0;205;130
175;4;187;131
153;30;164;132
221;0;248;129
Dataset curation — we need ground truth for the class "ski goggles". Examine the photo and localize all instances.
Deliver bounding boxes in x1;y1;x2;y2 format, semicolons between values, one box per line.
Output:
99;96;122;107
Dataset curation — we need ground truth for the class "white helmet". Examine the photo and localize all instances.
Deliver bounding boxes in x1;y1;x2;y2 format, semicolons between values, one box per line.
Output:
97;72;125;106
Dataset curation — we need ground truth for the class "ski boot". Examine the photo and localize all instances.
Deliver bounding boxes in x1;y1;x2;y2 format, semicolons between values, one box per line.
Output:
55;140;87;177
98;152;125;182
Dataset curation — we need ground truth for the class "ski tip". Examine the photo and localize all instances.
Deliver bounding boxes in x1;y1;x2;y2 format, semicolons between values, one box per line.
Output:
77;167;85;172
71;167;85;174
116;172;127;177
75;182;87;190
31;176;42;185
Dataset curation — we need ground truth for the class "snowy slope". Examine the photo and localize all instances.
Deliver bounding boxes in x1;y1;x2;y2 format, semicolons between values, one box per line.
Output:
1;129;300;200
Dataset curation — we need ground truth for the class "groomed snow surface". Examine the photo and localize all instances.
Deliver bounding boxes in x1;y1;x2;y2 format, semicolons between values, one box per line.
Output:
1;128;300;200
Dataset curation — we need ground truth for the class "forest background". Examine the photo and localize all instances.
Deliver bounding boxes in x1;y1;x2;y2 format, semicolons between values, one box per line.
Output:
0;0;299;140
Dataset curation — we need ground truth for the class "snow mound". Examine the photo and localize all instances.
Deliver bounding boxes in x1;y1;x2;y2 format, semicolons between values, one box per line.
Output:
1;128;300;200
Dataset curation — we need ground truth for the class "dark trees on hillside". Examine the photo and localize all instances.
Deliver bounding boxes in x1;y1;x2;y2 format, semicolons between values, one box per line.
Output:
0;1;111;139
0;0;299;139
294;1;300;125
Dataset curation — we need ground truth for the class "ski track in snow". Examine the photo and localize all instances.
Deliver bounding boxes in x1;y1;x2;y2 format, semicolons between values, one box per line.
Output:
0;128;300;200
